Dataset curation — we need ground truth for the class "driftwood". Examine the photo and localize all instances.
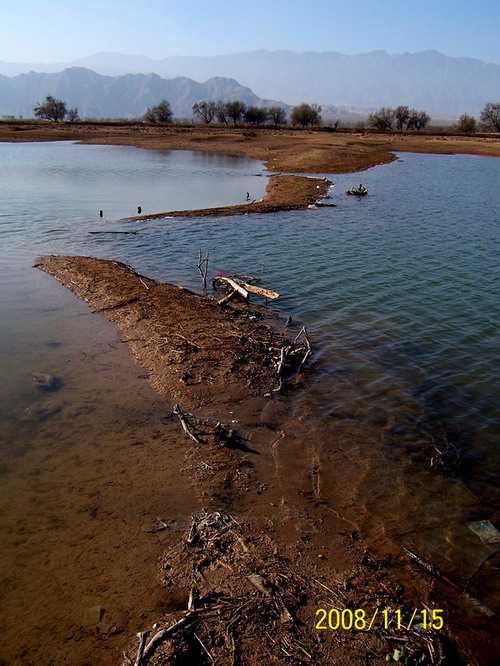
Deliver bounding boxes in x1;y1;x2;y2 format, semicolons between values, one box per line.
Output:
273;326;313;392
346;184;369;196
173;405;204;444
241;283;279;299
294;326;312;371
213;275;280;305
213;276;249;300
404;546;496;618
217;289;239;306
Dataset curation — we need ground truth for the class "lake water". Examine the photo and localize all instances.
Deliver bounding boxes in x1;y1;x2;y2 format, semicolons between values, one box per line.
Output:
0;141;499;663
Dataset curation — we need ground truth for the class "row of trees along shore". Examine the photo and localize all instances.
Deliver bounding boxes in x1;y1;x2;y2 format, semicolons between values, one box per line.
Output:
32;95;500;132
191;100;321;127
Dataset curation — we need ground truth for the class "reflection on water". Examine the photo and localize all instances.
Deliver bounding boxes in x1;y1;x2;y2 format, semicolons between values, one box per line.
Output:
0;144;499;662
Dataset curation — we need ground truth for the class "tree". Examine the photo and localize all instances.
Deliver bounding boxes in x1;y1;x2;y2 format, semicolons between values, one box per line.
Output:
290;103;322;127
34;95;67;122
144;99;172;123
394;105;411;130
266;106;287;126
455;114;477;133
244;106;267;125
480;102;500;131
408;109;431;131
67;108;79;122
192;101;216;124
367;107;395;130
214;100;228;124
225;100;246;124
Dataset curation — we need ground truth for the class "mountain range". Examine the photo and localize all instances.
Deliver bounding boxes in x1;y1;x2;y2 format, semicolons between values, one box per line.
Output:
1;49;499;117
0;68;282;119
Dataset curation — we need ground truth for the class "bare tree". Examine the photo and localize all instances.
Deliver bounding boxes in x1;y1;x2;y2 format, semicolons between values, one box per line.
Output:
67;108;79;122
367;107;395;130
266;106;287;126
480;102;500;131
408;109;431;131
394;105;411;130
34;95;67;122
144;99;172;123
214;100;228;124
290;103;322;127
192;101;216;124
455;114;477;133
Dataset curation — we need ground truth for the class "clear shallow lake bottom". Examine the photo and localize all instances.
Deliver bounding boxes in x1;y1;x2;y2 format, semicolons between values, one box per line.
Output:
0;142;499;663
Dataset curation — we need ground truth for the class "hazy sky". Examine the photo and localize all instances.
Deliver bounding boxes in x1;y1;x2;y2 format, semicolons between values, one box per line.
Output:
2;0;499;64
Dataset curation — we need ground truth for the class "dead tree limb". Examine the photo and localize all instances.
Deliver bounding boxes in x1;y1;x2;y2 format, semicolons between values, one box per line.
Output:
197;248;209;290
140;614;196;664
173;405;204;444
213;276;249;300
133;631;149;666
294;326;312;371
218;289;238;306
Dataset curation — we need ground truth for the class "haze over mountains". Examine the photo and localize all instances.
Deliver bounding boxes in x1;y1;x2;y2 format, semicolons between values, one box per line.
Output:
1;49;499;118
0;68;280;120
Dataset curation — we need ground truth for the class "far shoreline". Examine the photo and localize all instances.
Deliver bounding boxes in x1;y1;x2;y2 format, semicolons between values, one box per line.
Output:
2;121;498;219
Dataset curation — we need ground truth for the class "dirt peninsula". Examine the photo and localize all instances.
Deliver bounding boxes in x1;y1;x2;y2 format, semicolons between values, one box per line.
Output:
1;121;499;178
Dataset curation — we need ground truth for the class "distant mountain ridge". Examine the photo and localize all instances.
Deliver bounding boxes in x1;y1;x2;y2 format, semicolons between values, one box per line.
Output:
0;68;282;119
1;49;499;115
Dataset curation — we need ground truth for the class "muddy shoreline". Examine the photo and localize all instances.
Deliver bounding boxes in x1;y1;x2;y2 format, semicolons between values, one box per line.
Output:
33;257;499;665
4;125;499;664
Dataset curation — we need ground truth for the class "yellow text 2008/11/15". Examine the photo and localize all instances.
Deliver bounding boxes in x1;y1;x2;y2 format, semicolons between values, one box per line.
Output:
315;608;445;631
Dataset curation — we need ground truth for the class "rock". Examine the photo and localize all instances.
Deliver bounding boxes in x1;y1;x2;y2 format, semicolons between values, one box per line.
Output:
32;373;61;391
82;606;103;627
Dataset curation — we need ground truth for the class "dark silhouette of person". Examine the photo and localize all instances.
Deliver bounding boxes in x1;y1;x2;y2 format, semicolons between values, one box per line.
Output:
99;210;103;218
137;206;142;214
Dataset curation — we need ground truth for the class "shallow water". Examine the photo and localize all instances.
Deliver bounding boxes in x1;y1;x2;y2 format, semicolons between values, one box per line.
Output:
0;142;499;662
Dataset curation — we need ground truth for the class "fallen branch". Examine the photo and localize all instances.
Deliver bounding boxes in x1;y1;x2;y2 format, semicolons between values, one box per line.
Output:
213;276;249;300
134;631;149;666
140;614;196;664
217;288;238;306
242;283;279;299
294;326;312;372
173;405;204;444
